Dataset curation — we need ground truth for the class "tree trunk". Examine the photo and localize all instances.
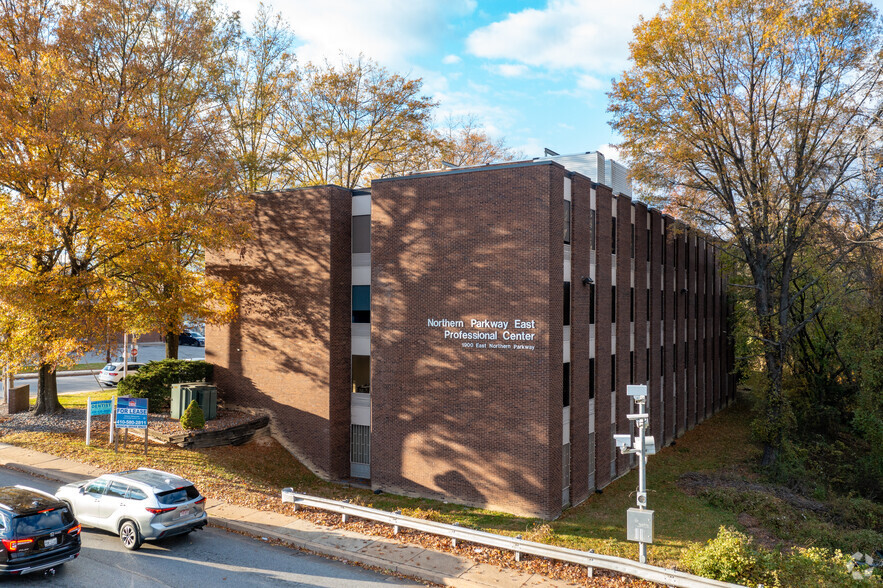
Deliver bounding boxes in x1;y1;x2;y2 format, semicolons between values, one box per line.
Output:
33;363;64;415
165;331;179;359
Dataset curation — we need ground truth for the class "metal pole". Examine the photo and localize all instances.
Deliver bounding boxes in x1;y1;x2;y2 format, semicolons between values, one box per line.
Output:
123;333;128;378
86;397;91;446
638;410;647;564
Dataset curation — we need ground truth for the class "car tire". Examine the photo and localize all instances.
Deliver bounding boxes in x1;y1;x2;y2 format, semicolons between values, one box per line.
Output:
119;520;143;550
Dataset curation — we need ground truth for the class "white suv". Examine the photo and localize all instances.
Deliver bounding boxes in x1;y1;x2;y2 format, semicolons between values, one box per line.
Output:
55;468;207;550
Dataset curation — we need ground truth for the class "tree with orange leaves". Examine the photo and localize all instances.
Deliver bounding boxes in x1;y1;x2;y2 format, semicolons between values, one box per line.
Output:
610;0;883;463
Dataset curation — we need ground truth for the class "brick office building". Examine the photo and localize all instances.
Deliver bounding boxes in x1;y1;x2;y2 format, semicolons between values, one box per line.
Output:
206;152;734;520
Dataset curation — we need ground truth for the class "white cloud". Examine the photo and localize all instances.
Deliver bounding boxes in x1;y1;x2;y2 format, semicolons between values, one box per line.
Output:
576;74;604;90
223;0;476;69
442;54;462;65
493;63;530;77
465;0;662;75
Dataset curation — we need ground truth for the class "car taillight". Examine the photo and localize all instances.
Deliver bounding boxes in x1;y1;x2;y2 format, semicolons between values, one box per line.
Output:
145;507;176;514
2;538;33;552
195;497;206;504
108;372;118;376
68;525;81;536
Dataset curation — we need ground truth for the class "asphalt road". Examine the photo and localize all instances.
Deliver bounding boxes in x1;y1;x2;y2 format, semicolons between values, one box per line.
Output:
0;468;421;587
17;374;109;398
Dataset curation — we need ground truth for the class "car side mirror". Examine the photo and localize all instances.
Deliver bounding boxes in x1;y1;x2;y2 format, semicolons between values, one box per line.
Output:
78;487;85;495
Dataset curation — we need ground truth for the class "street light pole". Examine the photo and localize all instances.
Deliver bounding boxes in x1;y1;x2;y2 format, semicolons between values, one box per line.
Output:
615;384;656;564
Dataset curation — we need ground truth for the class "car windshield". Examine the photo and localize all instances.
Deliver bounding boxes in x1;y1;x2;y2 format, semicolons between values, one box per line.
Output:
156;485;200;505
103;364;116;371
13;508;74;534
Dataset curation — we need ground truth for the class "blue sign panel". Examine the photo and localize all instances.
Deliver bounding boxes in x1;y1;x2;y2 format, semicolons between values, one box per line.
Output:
116;397;148;429
90;399;113;416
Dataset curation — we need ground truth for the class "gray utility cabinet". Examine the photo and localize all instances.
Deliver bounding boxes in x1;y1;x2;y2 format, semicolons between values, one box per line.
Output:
171;382;217;420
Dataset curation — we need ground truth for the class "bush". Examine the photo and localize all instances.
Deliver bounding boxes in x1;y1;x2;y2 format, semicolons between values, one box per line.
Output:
117;359;212;413
180;400;205;430
680;526;780;586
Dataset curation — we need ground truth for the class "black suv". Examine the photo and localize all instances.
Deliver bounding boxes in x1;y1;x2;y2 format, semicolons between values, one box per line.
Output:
0;486;81;575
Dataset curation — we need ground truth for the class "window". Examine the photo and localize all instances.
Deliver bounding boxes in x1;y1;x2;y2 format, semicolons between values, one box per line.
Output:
662;290;666;321
647;228;651;261
352;215;370;253
562;443;571;491
563;362;571;407
631;223;635;259
352;355;370;394
352;285;370;323
351;424;370;464
85;480;108;496
612;217;617;254
630;288;635;323
563;200;571;244
107;481;128;499
589;284;595;324
611;286;617;321
590;210;596;250
646;288;650;318
563;282;571;325
589;357;595;399
127;487;147;500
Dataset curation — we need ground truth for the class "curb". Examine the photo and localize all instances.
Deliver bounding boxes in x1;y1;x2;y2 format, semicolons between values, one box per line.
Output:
15;370;101;380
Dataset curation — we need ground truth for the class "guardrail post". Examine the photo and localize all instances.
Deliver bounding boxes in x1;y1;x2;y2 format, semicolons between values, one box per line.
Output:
393;510;401;535
515;535;522;562
587;549;594;577
342;499;349;524
452;522;459;547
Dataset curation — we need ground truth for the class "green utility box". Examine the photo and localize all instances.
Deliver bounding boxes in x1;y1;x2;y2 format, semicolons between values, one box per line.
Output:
171;382;217;421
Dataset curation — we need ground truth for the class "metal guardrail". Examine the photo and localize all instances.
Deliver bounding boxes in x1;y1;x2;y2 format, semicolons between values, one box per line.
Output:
281;489;745;588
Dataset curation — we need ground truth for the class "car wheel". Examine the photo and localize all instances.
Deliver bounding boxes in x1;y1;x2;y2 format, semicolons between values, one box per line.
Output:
119;520;143;550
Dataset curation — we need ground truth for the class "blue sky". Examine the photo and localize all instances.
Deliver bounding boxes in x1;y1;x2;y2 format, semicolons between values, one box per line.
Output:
223;0;883;164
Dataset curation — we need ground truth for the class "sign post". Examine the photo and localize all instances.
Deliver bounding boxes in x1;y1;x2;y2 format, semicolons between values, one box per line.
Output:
86;398;113;446
115;396;148;456
615;384;657;564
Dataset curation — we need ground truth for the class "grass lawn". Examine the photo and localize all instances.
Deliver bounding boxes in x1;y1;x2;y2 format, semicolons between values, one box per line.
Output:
0;392;762;570
17;361;107;373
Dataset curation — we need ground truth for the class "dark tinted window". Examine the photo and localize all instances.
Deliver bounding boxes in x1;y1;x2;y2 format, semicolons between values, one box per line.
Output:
156;485;200;505
14;508;74;534
612;217;617;254
563;282;571;325
352;215;370;253
563;200;571;244
352;285;370;323
563;363;570;407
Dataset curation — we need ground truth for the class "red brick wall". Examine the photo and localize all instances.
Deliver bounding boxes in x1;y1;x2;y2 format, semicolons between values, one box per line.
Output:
569;175;593;505
593;184;614;488
206;186;352;480
369;163;565;519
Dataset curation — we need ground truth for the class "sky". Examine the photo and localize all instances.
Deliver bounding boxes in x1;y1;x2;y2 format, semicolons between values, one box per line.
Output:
221;0;883;164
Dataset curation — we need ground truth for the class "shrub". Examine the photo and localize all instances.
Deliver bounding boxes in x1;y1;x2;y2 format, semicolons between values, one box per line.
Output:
680;526;780;587
180;400;205;430
117;359;213;413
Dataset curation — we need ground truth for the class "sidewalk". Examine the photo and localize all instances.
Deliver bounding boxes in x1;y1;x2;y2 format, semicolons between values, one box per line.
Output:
0;443;573;588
